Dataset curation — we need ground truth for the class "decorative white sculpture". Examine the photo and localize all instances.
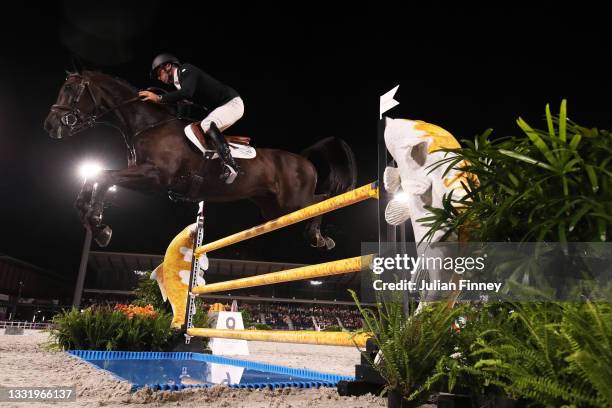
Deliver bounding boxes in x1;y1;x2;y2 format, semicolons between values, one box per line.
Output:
383;117;473;243
383;117;475;301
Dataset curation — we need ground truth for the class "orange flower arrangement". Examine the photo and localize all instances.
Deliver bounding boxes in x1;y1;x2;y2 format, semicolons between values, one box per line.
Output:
114;304;158;319
208;303;226;313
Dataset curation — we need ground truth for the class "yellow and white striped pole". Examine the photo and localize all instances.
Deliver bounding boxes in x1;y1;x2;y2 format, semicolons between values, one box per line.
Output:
191;255;373;295
187;328;371;348
194;182;378;257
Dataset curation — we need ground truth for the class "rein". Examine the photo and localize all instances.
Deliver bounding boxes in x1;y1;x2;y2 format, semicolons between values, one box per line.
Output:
51;74;138;133
51;74;181;165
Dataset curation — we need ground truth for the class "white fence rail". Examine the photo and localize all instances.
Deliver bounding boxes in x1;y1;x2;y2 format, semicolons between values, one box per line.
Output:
0;321;52;330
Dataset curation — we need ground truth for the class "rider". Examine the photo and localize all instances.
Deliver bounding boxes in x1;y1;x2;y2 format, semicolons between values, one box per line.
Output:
139;54;243;184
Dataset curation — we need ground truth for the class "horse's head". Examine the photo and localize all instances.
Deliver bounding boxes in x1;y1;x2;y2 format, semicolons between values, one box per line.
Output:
44;71;103;139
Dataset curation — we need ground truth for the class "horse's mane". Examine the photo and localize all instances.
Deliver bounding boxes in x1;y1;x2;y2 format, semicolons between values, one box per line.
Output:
111;76;140;94
81;70;139;95
78;70;181;119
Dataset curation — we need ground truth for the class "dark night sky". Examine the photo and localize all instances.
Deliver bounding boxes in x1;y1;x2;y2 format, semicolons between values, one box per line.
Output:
1;3;611;282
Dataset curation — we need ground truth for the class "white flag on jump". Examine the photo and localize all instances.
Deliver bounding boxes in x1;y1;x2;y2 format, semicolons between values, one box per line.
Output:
379;85;400;119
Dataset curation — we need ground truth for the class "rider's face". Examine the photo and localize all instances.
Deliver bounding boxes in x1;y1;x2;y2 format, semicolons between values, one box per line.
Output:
157;64;172;84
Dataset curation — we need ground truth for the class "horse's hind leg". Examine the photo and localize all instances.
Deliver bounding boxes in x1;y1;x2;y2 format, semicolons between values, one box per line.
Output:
250;194;284;221
253;192;334;250
279;168;335;250
303;194;335;250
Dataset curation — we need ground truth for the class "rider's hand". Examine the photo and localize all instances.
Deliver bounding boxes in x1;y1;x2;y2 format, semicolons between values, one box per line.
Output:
138;90;161;103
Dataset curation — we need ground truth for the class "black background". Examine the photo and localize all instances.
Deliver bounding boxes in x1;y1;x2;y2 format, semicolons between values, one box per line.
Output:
1;3;610;281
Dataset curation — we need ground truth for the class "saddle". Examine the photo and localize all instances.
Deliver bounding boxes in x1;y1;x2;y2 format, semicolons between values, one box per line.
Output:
189;122;251;148
184;122;256;160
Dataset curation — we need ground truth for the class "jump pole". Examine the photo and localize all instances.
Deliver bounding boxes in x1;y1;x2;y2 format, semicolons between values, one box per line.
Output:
186;328;371;348
194;182;378;257
192;254;374;295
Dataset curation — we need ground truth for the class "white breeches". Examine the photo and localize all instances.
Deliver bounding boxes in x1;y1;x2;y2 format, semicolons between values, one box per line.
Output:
200;97;244;132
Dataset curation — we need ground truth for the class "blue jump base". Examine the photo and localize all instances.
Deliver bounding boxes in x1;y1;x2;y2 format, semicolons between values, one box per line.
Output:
68;350;354;391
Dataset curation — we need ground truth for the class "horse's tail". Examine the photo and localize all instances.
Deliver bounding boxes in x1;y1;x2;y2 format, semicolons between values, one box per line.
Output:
300;137;357;197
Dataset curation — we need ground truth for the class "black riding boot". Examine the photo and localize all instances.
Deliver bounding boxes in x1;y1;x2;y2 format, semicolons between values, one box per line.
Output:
206;122;240;184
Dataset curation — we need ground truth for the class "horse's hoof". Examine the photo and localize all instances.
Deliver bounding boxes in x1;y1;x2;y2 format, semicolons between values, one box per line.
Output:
310;235;327;248
324;237;336;250
94;226;113;247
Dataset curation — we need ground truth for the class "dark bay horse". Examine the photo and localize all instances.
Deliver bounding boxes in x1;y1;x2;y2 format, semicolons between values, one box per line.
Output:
43;70;357;249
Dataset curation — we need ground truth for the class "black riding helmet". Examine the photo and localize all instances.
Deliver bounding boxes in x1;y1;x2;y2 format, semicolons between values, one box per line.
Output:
150;53;180;79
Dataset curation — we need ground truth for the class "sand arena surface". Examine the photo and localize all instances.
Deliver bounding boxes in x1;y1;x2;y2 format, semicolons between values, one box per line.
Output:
0;330;392;408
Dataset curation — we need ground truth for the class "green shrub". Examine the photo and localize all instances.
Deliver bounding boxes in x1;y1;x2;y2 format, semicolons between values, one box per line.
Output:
253;323;272;330
240;309;254;327
425;302;527;400
459;301;612;407
133;271;167;310
192;298;210;328
50;306;173;351
422;100;611;244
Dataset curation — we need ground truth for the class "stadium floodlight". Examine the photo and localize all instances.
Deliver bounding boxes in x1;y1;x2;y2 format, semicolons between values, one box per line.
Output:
78;161;103;180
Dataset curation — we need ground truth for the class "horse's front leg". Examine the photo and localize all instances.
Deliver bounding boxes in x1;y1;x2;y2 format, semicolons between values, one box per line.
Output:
85;163;162;247
74;179;95;223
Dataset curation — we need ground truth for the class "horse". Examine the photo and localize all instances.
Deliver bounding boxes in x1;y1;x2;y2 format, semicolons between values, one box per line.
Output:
43;69;357;249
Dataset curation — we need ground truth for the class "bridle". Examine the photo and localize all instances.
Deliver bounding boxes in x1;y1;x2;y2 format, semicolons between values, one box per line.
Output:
50;73;180;166
51;73;140;136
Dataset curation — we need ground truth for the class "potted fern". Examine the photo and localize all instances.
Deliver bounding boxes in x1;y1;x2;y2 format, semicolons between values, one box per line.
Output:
466;300;612;407
351;290;461;407
421;100;611;244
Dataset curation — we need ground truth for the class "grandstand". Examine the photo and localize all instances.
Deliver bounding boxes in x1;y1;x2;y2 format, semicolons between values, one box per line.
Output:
80;251;369;331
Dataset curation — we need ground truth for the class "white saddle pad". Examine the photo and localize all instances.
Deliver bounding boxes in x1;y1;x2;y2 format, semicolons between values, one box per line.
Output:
184;124;256;159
